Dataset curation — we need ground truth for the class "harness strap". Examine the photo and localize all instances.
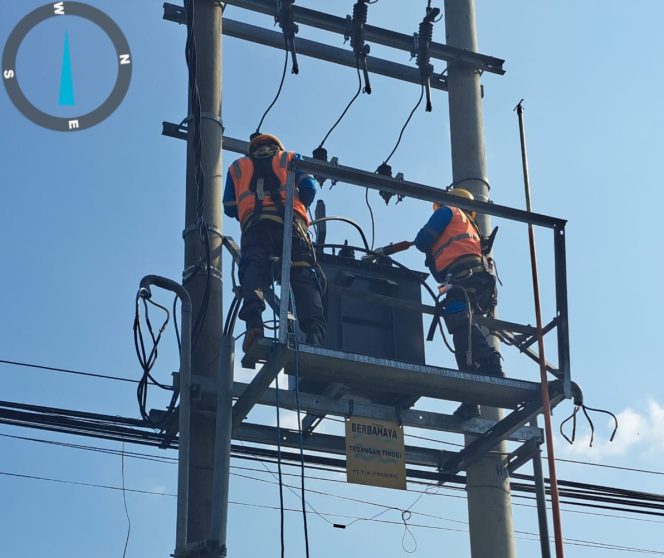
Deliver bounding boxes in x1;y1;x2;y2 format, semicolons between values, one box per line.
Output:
431;232;479;259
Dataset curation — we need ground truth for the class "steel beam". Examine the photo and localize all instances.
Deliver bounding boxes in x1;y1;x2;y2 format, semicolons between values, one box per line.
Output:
161;129;567;230
442;388;564;475
554;225;572;397
232;381;543;442
231;345;287;431
235;422;453;469
244;339;547;409
220;0;505;74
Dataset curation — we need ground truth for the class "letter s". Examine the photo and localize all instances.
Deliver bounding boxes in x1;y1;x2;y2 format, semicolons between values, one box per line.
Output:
3;69;15;79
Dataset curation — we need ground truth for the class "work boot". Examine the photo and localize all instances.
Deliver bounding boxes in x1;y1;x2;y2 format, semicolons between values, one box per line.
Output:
242;326;264;353
453;402;481;420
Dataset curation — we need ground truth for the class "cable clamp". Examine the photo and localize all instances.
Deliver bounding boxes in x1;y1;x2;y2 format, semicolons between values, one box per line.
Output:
185;112;225;132
182;223;223;240
182;263;222;283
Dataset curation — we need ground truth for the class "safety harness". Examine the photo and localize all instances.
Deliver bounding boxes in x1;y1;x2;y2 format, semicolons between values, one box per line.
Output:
426;213;499;342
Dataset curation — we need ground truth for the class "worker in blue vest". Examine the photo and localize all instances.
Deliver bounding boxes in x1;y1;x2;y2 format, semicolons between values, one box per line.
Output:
415;188;503;418
223;133;326;352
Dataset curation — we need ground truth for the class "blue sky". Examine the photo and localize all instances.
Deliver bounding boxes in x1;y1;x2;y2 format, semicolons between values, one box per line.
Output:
2;1;664;557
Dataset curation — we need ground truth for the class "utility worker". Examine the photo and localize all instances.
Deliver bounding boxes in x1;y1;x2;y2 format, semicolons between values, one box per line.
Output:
223;133;326;352
415;188;502;418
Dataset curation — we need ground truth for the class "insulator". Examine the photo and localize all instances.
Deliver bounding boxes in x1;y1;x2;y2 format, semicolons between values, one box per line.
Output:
350;0;368;52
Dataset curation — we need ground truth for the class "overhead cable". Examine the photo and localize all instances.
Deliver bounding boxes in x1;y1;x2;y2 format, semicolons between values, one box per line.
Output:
5;469;664;555
255;38;289;133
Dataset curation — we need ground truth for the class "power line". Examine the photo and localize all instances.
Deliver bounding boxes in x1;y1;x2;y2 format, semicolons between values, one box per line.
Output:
4;360;664;480
0;358;139;384
6;430;664;529
4;405;664;521
4;469;664;556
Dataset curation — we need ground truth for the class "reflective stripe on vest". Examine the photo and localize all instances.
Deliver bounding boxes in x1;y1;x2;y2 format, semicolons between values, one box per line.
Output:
230;151;310;227
431;207;482;274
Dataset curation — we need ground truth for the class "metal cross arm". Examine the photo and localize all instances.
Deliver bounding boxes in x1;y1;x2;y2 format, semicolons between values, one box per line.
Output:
162;8;447;92
213;135;566;229
221;0;505;75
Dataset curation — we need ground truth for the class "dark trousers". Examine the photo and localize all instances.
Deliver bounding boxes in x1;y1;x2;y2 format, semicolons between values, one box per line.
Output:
238;219;325;340
442;271;502;375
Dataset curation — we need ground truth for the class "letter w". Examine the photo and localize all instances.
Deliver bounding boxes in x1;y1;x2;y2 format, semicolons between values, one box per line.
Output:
53;2;65;15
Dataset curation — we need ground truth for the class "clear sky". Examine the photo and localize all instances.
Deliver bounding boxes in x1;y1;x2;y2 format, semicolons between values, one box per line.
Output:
2;1;664;557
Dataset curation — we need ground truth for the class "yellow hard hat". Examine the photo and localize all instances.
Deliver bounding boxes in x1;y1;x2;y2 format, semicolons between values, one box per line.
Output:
433;188;476;218
249;133;284;152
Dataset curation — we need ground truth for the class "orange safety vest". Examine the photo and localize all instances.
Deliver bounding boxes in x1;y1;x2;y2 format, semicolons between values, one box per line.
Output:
431;207;482;274
229;151;310;228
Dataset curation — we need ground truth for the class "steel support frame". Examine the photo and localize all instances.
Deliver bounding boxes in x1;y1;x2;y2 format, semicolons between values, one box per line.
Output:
163;128;571;405
232;381;542;442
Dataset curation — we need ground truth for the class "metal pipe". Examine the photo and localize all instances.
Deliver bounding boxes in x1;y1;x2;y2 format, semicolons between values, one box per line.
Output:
138;275;192;552
516;100;565;558
531;418;552;558
209;334;235;552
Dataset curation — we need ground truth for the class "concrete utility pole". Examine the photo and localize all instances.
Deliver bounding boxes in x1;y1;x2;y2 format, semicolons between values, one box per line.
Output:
182;0;224;552
443;1;517;557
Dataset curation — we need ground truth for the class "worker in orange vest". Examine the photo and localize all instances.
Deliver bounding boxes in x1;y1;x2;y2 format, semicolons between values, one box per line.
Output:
223;133;325;351
415;188;502;418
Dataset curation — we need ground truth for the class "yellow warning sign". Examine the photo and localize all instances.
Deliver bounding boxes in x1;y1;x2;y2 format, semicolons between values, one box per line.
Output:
345;416;407;490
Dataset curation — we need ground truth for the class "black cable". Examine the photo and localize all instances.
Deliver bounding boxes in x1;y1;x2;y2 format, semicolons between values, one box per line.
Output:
317;57;362;149
382;81;425;167
0;359;140;385
270;264;286;558
133;293;178;428
9;430;664;529
309;217;370;252
255;37;289;134
172;295;181;353
121;442;131;558
560;405;579;445
292;338;311;557
184;0;212;349
364;188;375;250
319;243;439;303
584;403;619;442
7;469;664;555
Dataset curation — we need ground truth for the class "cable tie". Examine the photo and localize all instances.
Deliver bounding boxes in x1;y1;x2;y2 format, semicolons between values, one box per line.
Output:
184;111;224;132
182;223;223;239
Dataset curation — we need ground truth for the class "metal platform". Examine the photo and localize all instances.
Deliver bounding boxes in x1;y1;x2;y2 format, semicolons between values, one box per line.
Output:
233;337;565;476
242;338;547;409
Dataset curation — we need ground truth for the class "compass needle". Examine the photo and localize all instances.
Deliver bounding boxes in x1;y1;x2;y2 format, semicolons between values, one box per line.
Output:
58;31;74;106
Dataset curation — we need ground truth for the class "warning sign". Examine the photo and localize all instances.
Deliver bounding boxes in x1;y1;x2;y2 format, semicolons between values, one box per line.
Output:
345;416;407;490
